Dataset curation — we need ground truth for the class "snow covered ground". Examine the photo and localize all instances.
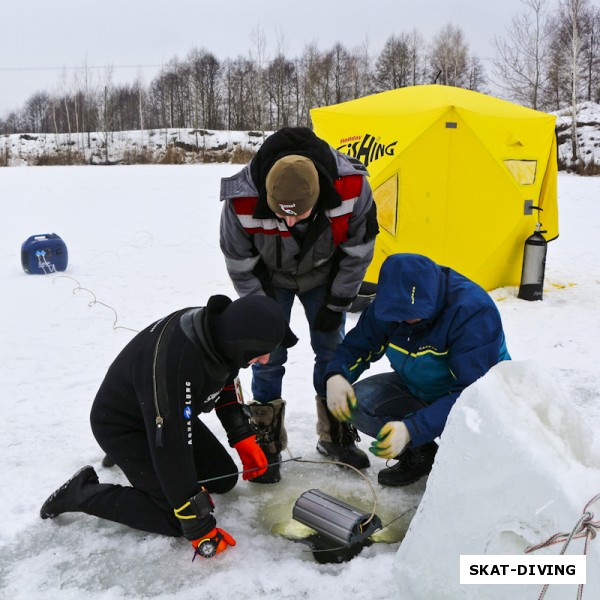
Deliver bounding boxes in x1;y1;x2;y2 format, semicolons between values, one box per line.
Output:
1;100;599;169
555;101;600;168
1;164;599;599
0;128;271;166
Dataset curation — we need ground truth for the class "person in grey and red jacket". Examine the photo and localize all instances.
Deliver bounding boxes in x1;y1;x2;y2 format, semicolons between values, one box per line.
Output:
40;294;289;560
219;127;379;482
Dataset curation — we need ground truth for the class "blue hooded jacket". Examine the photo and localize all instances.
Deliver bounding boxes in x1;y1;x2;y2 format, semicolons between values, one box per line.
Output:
326;253;510;446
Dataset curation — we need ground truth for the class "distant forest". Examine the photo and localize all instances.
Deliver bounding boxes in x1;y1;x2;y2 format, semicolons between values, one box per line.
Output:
1;0;598;136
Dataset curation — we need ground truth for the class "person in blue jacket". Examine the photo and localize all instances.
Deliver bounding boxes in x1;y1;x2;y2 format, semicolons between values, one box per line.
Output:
325;253;510;486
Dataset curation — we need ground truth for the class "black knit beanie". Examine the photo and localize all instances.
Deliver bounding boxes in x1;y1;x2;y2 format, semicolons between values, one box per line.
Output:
212;295;286;368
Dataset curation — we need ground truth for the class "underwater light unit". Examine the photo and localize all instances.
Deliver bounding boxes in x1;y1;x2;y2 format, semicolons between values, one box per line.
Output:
292;489;382;549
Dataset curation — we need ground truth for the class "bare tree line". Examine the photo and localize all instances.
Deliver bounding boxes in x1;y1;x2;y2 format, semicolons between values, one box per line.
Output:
1;1;599;144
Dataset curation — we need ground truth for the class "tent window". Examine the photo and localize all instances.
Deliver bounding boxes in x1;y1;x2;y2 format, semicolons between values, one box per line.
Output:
504;159;537;185
373;174;398;236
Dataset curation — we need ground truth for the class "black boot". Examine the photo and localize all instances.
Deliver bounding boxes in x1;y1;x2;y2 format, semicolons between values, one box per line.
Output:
377;442;438;487
315;396;370;470
40;465;100;519
248;400;287;484
101;454;115;468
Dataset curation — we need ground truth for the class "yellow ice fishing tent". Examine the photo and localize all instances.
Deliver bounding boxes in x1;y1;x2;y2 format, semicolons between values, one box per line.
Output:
311;84;558;291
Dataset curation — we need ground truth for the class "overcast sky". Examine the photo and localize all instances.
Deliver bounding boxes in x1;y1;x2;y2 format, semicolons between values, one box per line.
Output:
1;0;535;119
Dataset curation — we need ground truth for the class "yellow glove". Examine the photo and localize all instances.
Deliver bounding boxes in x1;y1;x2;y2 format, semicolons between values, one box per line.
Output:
370;421;410;459
326;374;357;421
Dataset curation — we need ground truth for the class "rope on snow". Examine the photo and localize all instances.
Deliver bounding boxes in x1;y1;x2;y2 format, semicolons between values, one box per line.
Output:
52;274;139;333
525;492;600;600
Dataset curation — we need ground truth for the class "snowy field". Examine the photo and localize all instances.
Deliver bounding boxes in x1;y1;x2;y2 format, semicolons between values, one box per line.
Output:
1;164;599;599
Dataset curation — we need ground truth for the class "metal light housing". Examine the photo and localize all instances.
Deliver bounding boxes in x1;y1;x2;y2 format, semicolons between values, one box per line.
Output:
292;489;381;548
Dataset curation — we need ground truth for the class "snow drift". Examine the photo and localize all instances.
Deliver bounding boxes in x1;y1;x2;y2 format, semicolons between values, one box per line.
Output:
394;360;600;599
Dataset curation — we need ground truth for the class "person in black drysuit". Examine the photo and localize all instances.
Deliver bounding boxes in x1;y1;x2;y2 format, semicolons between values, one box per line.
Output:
40;294;290;559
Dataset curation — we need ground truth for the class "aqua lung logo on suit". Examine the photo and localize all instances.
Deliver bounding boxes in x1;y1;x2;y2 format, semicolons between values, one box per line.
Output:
337;133;397;168
185;382;193;445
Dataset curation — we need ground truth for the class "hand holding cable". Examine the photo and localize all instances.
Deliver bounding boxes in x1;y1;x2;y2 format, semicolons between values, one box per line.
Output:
370;421;410;459
174;487;235;559
191;527;236;559
326;374;357;422
233;434;268;480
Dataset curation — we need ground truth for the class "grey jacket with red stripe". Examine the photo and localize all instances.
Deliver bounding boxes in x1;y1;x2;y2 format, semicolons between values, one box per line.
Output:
219;146;378;310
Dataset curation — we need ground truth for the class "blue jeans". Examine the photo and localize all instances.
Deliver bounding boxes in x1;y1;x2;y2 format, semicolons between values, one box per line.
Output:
352;372;427;439
251;285;345;402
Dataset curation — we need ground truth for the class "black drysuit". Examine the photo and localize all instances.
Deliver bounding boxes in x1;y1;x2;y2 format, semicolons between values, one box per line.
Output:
87;305;254;540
